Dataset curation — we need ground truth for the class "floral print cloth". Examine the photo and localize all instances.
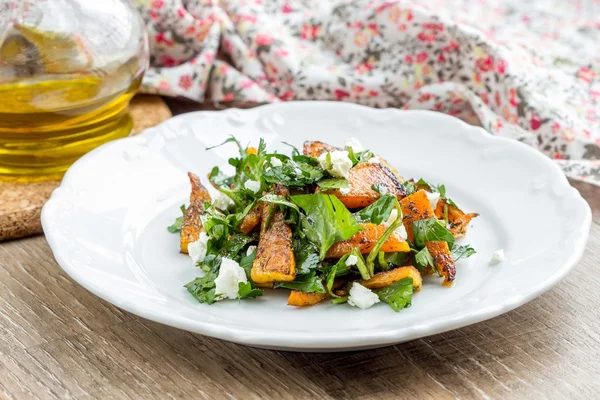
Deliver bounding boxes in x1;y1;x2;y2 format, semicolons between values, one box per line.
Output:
133;0;600;186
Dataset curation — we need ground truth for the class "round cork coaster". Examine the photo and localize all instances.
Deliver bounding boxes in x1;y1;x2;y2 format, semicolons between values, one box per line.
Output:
0;95;172;241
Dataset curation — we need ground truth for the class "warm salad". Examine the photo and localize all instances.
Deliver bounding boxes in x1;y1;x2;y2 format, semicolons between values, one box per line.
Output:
168;137;478;311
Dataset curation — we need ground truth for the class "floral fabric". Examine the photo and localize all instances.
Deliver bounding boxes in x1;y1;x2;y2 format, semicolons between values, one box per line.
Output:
133;0;600;186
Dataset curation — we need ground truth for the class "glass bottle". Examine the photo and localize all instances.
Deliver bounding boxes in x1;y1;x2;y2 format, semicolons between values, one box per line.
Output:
0;0;148;181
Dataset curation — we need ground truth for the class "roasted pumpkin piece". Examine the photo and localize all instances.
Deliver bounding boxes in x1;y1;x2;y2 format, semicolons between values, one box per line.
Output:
238;203;262;235
302;140;340;157
251;202;296;283
434;199;479;238
321;163;407;208
325;223;410;258
360;266;422;292
288;290;329;307
400;189;435;243
425;241;456;286
180;172;211;254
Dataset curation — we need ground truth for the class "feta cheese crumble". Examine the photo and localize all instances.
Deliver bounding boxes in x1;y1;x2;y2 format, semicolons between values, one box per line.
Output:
213;192;234;211
270;157;283;167
345;254;358;266
188;232;209;264
394;224;408;240
318;150;353;178
367;156;381;164
490;249;505;264
383;209;399;228
345;137;365;153
244;179;261;193
214;258;248;299
426;191;440;210
246;245;257;256
340;187;351;195
347;282;380;309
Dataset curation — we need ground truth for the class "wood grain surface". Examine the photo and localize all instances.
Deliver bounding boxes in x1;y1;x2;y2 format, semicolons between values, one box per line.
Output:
0;100;598;399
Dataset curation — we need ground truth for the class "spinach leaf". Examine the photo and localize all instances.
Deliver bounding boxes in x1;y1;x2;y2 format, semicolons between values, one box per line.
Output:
412;218;455;249
317;178;349;191
384;252;409;268
353;194;395;224
185;272;218;304
291;194;361;259
239;251;256;278
325;254;351;295
376;277;413;312
274;271;325;293
238;282;263;299
167;204;186;233
220;234;255;259
452;244;476;262
293;239;320;273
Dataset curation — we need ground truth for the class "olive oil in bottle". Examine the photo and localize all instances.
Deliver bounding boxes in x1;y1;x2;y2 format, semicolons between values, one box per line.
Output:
0;1;148;182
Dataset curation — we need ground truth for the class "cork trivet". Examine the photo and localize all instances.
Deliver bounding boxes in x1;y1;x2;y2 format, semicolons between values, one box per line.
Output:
0;95;172;242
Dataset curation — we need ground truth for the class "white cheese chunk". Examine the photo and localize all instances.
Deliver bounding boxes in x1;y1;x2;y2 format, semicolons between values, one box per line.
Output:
270;157;283;167
490;249;505;264
318;150;353;179
394;224;408;240
347;282;380;309
188;232;209;264
383;209;399;228
367;156;381;164
426;191;440;210
340;187;351;195
246;245;257;256
345;254;358;266
214;258;248;299
344;137;365;153
213;192;234;211
244;179;261;193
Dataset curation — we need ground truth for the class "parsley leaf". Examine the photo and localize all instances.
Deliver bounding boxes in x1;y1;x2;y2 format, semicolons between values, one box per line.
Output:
293;239;320;274
353;194;396;224
167;204;186;233
412;218;455;249
185;272;217;304
238;282;263;299
263;159;324;187
274;271;326;293
365;199;402;276
414;247;435;272
452;244;477;262
291;194;361;259
376;277;413;312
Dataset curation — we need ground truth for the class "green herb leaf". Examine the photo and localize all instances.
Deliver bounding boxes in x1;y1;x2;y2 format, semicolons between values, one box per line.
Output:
412;218;455;249
185;272;218;304
376;277;413;312
365;199;403;276
353;194;395;224
414;247;435;272
263;159;324;187
167;204;186;233
293;239;320;274
384;252;409;268
291;194;361;259
317;178;349;191
452;244;476;262
238;282;263;299
274;271;326;293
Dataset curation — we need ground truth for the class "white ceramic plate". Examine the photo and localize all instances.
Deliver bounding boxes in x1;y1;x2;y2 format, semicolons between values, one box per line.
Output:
42;102;591;351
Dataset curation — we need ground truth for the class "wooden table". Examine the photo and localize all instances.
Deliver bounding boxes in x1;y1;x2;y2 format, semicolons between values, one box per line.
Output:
1;100;599;399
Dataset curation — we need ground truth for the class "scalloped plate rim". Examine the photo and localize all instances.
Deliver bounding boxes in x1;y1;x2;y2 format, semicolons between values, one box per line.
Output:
41;102;592;351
